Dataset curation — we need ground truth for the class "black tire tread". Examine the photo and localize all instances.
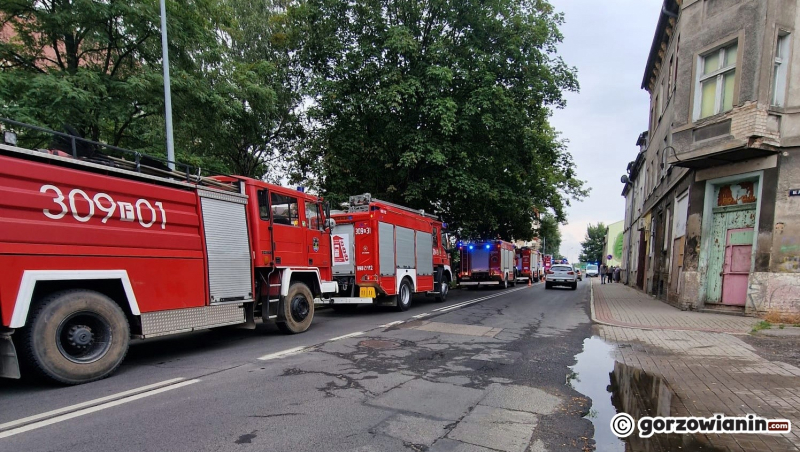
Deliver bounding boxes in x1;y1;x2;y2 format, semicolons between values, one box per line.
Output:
20;289;129;385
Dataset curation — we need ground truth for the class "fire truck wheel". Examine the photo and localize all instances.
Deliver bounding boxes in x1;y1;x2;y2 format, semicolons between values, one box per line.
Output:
395;279;413;311
510;274;517;287
434;277;450;303
502;276;509;290
277;283;315;334
21;290;129;385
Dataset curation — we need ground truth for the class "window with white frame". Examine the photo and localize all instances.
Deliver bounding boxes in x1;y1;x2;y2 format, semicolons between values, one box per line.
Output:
695;41;738;120
771;33;790;107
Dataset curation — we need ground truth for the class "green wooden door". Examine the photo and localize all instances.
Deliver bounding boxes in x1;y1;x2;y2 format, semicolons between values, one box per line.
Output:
706;206;756;303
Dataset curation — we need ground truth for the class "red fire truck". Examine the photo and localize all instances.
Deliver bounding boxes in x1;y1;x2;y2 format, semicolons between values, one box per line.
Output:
514;247;542;284
327;194;452;311
457;240;517;289
0;121;337;384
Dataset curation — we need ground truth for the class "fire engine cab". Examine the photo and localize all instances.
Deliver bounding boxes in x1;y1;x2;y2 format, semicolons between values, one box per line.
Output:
458;240;517;289
0;120;337;384
327;194;452;311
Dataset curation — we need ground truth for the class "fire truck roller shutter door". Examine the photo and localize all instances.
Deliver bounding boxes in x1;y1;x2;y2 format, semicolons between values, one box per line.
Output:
416;232;433;276
395;227;415;269
200;194;252;303
332;224;355;275
379;222;395;276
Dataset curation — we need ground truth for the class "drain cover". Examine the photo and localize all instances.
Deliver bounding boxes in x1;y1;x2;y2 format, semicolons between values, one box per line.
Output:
359;340;400;349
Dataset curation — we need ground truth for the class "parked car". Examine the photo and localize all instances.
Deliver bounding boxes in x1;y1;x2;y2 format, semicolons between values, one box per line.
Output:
576;269;583;281
545;264;578;290
585;264;599;278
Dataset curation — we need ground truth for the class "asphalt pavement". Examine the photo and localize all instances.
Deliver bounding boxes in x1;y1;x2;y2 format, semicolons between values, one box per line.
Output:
0;279;594;452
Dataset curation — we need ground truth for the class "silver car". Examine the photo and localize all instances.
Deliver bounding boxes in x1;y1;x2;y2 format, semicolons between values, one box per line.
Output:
545;264;578;290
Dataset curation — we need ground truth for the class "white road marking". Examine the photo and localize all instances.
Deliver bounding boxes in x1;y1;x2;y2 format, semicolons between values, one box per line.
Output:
411;313;430;319
432;286;528;312
0;379;200;439
258;346;309;361
328;331;364;341
380;321;404;328
0;378;186;432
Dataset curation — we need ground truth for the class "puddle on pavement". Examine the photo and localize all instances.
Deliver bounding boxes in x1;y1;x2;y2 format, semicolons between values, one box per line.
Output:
569;336;724;452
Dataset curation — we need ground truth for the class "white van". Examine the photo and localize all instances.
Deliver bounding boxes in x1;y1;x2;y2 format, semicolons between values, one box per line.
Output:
585;264;599;277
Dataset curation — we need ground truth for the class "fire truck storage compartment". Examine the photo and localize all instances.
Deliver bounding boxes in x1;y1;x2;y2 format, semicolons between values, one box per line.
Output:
332;223;355;275
199;189;252;303
395;226;415;269
415;232;434;276
470;248;490;272
379;222;395;276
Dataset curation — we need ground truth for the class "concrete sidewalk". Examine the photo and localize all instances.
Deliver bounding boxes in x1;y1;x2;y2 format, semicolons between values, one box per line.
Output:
591;279;800;451
591;278;759;334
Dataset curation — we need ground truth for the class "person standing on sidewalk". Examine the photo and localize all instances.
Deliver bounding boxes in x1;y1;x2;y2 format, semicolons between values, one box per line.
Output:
600;264;607;284
614;266;620;283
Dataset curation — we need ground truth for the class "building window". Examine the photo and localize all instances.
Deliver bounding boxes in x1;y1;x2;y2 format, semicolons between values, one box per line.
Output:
771;33;790;107
695;41;738;120
667;55;674;96
673;36;680;95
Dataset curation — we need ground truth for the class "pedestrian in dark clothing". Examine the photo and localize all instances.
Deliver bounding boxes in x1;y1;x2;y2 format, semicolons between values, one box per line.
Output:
614;267;621;283
600;265;607;284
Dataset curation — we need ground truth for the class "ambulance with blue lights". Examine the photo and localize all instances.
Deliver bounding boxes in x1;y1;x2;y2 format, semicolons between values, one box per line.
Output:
457;239;517;289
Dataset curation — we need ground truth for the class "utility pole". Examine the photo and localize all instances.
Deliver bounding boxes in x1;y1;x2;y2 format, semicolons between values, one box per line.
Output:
160;0;175;170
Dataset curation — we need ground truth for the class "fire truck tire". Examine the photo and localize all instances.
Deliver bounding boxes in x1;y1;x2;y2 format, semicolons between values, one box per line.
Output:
434;276;450;303
277;283;315;334
21;290;129;385
501;277;509;290
510;273;517;287
395;279;413;311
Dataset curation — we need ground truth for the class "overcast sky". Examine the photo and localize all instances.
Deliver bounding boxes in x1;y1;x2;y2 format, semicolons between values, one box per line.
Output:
548;0;662;263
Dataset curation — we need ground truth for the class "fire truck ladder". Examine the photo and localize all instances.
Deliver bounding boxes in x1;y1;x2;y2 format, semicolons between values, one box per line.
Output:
0;118;237;192
349;196;440;220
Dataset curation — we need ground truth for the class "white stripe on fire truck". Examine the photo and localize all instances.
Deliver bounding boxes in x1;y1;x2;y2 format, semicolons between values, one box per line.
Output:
0;378;199;439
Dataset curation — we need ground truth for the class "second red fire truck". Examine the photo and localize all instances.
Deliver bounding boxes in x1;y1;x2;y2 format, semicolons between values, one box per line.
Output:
327;194;452;311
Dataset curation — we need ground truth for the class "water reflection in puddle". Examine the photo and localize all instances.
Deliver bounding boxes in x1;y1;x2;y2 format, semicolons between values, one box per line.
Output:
568;336;625;451
569;336;724;452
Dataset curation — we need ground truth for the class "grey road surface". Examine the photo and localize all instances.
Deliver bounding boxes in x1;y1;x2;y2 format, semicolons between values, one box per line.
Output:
0;280;594;452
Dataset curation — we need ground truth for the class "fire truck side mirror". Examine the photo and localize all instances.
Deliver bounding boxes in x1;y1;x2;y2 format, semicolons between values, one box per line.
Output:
324;218;336;230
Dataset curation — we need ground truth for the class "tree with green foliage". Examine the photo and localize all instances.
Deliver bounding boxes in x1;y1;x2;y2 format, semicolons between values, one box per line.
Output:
186;0;306;179
579;222;607;264
537;213;562;257
0;0;221;152
1;0;304;180
295;0;585;239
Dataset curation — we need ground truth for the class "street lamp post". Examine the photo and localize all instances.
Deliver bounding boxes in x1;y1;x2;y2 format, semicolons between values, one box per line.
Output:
159;0;175;170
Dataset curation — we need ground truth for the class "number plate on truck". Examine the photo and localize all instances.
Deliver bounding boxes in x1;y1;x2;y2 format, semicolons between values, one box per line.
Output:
360;287;376;298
